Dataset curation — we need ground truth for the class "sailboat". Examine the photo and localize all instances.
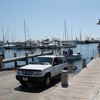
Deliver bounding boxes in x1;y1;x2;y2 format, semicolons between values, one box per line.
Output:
49;38;60;49
0;26;4;50
61;19;76;48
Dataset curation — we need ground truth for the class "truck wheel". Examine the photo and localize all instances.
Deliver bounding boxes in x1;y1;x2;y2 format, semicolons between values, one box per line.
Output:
44;74;51;86
63;67;68;70
20;81;27;87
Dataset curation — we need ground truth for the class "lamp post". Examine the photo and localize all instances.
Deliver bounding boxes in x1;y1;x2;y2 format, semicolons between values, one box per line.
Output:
97;19;100;25
97;19;100;57
97;19;100;42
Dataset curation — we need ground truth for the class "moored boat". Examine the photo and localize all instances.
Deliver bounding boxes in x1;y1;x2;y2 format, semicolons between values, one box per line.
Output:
63;50;81;60
65;53;81;60
61;41;77;48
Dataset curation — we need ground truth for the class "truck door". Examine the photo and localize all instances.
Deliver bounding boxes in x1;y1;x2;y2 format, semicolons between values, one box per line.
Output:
53;57;64;75
56;57;65;74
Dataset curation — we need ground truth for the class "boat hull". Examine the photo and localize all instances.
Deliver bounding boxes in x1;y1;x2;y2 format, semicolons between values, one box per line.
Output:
65;54;81;60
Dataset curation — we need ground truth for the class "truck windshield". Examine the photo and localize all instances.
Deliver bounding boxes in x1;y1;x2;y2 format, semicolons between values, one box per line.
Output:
32;57;53;65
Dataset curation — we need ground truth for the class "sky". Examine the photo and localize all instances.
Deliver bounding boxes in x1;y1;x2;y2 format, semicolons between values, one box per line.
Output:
0;0;100;42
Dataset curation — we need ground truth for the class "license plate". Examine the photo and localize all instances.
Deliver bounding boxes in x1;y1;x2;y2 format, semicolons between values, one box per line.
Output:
22;77;28;81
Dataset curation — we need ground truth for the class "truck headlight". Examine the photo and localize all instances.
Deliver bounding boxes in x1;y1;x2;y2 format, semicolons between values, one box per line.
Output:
33;71;42;76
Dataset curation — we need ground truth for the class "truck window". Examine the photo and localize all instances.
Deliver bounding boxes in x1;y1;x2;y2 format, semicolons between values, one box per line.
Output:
57;57;63;64
53;58;58;65
62;57;67;63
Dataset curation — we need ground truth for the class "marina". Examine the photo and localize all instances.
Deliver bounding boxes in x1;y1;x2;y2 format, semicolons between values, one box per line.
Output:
0;43;98;70
0;22;100;100
0;36;99;100
0;0;100;100
0;50;100;100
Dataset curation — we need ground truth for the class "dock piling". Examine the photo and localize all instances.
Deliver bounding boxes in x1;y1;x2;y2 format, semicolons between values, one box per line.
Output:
0;56;3;68
31;51;34;61
61;70;68;88
2;51;4;59
82;58;87;68
14;53;17;67
25;53;28;65
91;57;94;60
0;51;4;59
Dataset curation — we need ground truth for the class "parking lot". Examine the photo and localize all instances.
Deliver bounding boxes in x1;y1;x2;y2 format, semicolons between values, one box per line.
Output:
0;70;76;100
0;70;62;100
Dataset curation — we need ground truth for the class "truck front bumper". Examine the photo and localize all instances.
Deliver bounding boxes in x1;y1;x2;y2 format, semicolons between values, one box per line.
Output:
16;75;45;83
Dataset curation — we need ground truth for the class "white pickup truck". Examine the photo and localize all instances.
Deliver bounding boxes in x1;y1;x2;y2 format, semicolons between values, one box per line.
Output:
16;55;68;86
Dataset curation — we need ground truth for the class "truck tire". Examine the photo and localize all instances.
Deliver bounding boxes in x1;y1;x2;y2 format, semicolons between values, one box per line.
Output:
44;74;51;86
63;67;68;70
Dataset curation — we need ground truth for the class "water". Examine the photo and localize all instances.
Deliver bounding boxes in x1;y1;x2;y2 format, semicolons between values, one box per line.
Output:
0;44;98;72
64;43;98;73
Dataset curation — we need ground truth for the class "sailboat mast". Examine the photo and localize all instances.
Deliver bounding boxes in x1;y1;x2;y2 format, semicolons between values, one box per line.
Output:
71;27;73;41
67;26;68;41
1;26;4;43
65;19;66;41
24;20;26;46
7;27;9;43
80;30;82;42
14;31;16;42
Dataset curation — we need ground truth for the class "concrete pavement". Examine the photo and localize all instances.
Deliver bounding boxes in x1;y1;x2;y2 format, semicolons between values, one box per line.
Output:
0;70;75;100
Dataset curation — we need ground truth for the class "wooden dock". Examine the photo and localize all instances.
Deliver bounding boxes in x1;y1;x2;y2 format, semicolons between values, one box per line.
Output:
41;57;100;100
0;51;53;69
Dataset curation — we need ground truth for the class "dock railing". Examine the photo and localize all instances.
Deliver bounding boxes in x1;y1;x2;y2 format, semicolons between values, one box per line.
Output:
0;50;53;69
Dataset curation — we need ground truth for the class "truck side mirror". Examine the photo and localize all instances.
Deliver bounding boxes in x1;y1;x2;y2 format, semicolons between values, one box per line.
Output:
53;62;57;66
